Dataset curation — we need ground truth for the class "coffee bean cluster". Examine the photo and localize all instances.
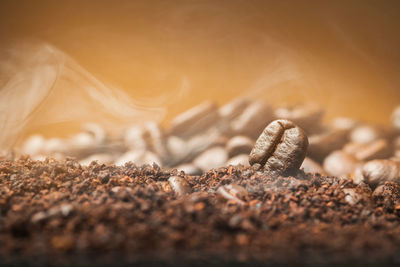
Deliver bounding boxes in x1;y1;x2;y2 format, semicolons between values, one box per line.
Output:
1;100;399;265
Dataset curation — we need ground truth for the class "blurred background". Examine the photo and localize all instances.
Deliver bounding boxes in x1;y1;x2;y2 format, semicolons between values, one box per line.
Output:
0;0;400;146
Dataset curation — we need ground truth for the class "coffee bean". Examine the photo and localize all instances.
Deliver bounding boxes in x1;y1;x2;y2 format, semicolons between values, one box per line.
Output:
226;136;254;158
392;106;400;131
274;103;324;134
115;150;162;167
230;101;274;139
300;157;325;175
342;188;362;205
331;117;358;131
323;150;360;179
169;101;220;138
217;184;248;205
359;159;400;187
350;125;388;144
175;164;202;176
142;121;169;161
123;125;147;150
219;98;250;122
344;139;391;161
193;146;228;171
249;119;308;177
226;154;250;167
168;176;192;196
307;129;349;162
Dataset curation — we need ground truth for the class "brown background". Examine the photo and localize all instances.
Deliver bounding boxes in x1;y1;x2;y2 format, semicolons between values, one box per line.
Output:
1;0;400;136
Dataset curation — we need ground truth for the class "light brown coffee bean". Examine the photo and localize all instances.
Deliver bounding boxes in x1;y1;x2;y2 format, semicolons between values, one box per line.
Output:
230;100;274;139
217;184;248;205
331;117;359;131
344;139;392;161
219;98;250;122
175;164;202;176
359;159;400;187
307;129;349;162
226;154;250;167
300;157;325;175
342;188;362;205
323;150;360;179
226;136;254;158
249;119;308;177
392;105;400;131
193;146;228;171
350;125;388;144
274;103;324;134
168;176;192;196
169;101;220;138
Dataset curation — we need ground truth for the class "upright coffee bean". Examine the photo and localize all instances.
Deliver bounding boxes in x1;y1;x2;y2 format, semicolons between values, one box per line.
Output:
249;119;308;177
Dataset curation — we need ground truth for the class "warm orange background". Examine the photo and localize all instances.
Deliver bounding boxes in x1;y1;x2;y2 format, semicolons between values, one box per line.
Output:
1;1;400;138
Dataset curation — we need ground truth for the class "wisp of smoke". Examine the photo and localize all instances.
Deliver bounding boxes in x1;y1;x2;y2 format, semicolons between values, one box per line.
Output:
0;41;172;149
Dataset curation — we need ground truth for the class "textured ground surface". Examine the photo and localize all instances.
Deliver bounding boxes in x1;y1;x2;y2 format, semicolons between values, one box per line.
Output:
1;157;400;266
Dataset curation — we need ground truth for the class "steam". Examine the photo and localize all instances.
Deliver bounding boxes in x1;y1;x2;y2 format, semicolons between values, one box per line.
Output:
0;41;181;149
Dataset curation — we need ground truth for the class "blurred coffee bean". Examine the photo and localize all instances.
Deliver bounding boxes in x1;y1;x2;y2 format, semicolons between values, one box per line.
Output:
168;176;192;196
359;159;400;187
344;139;391;161
300;157;325;175
22;135;45;156
350;125;389;144
123;125;147;150
82;123;106;143
392;105;400;131
372;184;385;198
307;129;349;162
226;136;254;158
249;119;308;177
274;103;324;134
331;117;359;131
115;150;162;167
230;100;274;139
217;184;248;205
219;98;250;122
193;146;228;171
323;150;360;179
79;153;114;166
169;101;220;138
175;164;202;176
42;138;68;155
142;121;169;161
226;154;250;167
342;188;362;205
166;136;187;164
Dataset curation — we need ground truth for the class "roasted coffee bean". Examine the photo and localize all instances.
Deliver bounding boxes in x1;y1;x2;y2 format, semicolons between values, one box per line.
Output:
168;101;220;138
226;154;250;167
342;188;362;205
323;150;360;179
300;157;325;175
217;184;248;205
350;125;388;144
230;100;274;139
249;119;308;177
307;129;349;162
274;103;324;134
331;117;358;131
392;105;400;131
359;159;400;187
343;139;391;161
142;121;169;161
226;136;254;158
175;164;202;176
193;146;228;171
115;150;162;166
168;176;192;196
219;98;250;122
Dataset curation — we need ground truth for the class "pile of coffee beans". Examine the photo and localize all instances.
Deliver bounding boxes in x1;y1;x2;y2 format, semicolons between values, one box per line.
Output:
0;100;399;266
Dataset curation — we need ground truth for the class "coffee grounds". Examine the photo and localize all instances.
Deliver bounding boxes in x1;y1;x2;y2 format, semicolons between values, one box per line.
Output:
1;156;400;266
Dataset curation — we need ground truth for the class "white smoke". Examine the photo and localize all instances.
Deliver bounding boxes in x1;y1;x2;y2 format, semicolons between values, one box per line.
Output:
0;41;177;149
